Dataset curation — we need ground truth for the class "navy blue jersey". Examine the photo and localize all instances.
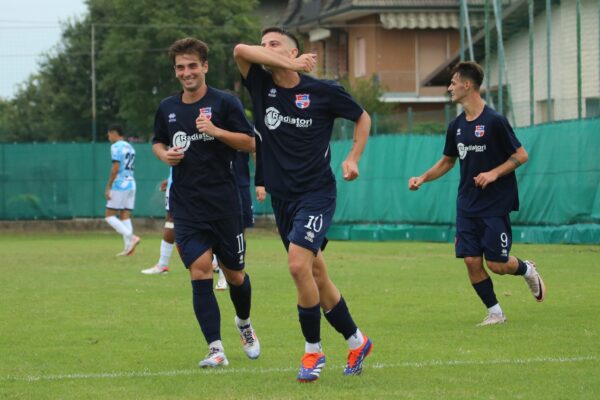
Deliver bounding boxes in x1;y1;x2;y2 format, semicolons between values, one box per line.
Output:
152;87;253;222
243;64;364;199
233;151;250;188
443;105;522;217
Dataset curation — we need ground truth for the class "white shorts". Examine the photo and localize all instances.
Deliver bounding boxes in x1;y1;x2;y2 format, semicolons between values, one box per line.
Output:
106;189;136;211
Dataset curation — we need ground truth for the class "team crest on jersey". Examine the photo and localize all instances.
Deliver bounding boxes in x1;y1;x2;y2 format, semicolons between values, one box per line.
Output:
474;125;485;138
268;88;277;98
199;107;212;120
295;94;310;109
456;128;461;136
168;113;176;123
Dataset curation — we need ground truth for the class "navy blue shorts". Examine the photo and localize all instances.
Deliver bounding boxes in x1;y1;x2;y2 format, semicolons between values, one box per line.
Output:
174;216;246;270
271;189;336;255
455;215;512;262
239;186;254;229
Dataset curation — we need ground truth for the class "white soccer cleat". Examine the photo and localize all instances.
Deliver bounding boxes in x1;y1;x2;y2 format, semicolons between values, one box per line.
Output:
523;260;546;302
141;264;169;275
235;317;260;359
215;273;228;290
126;235;141;256
115;249;129;257
477;312;507;327
198;347;229;368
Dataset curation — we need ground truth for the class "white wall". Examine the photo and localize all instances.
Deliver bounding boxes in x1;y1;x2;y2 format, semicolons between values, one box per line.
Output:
484;0;599;126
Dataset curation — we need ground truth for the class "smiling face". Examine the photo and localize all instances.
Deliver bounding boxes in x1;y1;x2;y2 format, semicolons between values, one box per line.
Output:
174;53;208;93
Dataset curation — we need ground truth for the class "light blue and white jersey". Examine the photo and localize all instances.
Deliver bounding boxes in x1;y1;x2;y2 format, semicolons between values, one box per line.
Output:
165;167;173;211
111;140;136;191
167;167;173;193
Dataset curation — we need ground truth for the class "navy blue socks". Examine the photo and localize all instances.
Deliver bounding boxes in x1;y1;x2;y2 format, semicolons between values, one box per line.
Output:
472;277;498;308
191;279;221;344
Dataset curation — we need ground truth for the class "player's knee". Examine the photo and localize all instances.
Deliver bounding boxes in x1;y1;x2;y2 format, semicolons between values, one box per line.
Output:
288;261;310;282
225;269;244;286
463;257;480;269
312;271;326;290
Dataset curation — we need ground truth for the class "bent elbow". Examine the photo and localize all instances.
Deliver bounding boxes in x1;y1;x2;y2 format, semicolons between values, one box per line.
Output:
247;137;256;153
233;44;247;60
519;148;529;165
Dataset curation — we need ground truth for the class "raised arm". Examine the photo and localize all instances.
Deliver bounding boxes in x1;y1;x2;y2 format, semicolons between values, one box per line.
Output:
233;44;316;79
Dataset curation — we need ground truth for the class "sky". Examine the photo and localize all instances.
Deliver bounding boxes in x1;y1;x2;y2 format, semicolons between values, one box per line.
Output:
0;0;87;99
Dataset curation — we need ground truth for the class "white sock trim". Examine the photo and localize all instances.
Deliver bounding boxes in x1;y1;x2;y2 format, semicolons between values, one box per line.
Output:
122;219;133;236
347;328;365;350
105;216;128;236
208;340;224;351
305;342;322;354
158;240;174;266
488;303;503;315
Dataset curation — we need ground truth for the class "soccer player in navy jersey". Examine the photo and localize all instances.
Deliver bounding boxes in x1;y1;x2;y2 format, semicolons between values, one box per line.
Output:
234;27;373;382
152;37;259;367
213;151;255;290
408;61;546;326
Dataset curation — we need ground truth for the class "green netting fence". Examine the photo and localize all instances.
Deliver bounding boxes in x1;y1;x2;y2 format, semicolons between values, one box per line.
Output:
328;118;600;243
1;118;599;243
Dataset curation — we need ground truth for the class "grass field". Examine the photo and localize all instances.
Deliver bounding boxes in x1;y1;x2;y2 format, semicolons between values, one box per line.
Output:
0;230;598;399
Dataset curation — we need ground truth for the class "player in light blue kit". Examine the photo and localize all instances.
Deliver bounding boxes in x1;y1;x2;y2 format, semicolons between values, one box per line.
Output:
104;124;140;256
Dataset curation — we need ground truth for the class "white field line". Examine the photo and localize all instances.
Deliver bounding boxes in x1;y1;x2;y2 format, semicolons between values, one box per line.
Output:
2;356;597;382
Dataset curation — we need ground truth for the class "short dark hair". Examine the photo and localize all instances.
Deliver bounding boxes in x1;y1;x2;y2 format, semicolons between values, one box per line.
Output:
168;37;209;65
108;124;124;136
261;26;300;50
451;61;484;89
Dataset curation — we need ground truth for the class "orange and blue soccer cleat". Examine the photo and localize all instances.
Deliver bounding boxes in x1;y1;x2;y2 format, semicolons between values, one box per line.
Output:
343;336;373;376
296;352;326;382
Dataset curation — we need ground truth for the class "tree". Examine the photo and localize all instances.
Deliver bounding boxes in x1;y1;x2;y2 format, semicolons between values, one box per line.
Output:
2;0;260;142
338;75;393;116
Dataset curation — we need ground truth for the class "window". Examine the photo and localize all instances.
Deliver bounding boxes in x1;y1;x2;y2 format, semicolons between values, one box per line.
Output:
354;37;366;78
586;97;600;118
537;99;555;123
